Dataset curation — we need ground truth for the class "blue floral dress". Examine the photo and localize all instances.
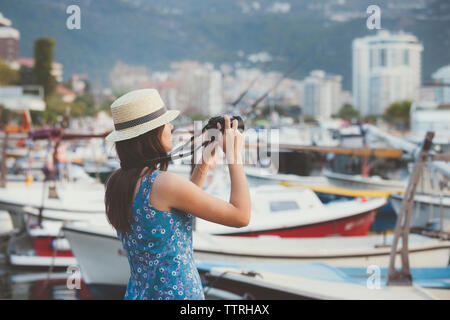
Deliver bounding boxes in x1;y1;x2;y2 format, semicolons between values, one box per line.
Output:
117;169;205;300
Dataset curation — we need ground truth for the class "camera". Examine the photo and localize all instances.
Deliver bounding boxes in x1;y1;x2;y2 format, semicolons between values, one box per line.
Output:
204;115;245;133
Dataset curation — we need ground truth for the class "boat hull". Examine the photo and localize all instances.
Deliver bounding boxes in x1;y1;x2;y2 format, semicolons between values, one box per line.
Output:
7;233;77;268
63;226;450;287
193;245;450;269
9;254;77;268
324;171;405;191
390;194;450;231
219;210;377;237
63;227;129;286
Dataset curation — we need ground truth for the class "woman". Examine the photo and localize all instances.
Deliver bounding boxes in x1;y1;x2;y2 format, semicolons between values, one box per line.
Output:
104;89;250;300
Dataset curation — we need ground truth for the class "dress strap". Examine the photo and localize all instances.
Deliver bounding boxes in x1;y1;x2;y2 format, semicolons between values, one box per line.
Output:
148;169;161;194
136;169;161;204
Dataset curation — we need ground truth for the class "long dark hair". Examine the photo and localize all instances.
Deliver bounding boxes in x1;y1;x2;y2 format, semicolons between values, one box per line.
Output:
105;125;169;233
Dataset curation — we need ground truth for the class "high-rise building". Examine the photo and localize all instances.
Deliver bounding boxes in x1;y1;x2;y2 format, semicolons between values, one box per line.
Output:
208;69;225;116
109;61;150;90
0;12;20;69
302;70;342;119
352;30;423;116
170;61;224;115
432;65;450;105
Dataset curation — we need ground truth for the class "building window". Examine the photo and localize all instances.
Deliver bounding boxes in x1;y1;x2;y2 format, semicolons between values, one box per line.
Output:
380;49;387;67
370;49;374;68
403;50;409;66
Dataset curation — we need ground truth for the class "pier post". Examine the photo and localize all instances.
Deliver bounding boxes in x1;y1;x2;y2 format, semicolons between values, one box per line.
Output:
387;131;434;286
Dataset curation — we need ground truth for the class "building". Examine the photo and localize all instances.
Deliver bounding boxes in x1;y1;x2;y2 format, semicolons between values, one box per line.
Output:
109;61;150;91
410;102;450;150
302;70;342;119
0;86;45;111
340;90;354;107
352;30;423;116
0;12;20;69
223;68;302;112
71;73;89;94
109;61;150;90
18;58;64;83
51;61;63;83
139;79;179;110
431;65;450;105
56;85;76;103
169;61;224;116
208;69;225;116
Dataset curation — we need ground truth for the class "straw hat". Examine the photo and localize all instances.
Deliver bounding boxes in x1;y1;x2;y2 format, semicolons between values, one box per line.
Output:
105;89;179;142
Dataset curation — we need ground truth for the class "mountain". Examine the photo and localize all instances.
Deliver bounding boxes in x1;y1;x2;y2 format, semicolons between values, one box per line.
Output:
1;0;449;91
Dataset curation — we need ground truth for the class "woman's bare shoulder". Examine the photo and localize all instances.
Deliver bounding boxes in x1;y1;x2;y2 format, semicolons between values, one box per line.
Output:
153;170;192;192
150;170;198;210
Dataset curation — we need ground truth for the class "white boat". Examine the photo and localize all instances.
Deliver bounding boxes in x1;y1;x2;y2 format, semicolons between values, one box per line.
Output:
193;233;450;268
63;220;127;287
390;193;450;232
245;166;328;185
62;221;450;288
197;261;450;290
8;220;77;268
23;206;105;223
324;170;406;192
0;180;105;215
0;176;106;268
0;210;14;237
196;184;386;237
5;206;106;268
198;264;446;300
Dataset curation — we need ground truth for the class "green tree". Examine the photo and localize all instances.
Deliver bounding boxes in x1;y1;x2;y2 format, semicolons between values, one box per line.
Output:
34;38;57;97
42;93;90;124
364;114;378;124
188;112;208;121
18;65;34;85
334;104;360;122
99;97;114;115
304;115;317;123
260;104;289;118
382;100;412;130
0;60;19;85
83;80;91;95
74;93;96;116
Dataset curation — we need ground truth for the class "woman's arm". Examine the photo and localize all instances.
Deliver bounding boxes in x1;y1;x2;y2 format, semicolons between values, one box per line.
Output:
151;117;250;228
190;163;208;187
151;170;250;228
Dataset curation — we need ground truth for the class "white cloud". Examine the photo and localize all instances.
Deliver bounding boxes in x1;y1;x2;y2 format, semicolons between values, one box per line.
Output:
247;52;272;63
267;2;291;14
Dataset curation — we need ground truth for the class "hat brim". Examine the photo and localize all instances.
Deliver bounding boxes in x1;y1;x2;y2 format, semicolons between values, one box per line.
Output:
105;110;180;142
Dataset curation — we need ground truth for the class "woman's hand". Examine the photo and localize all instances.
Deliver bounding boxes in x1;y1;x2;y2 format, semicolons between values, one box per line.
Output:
217;115;244;165
201;139;218;170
